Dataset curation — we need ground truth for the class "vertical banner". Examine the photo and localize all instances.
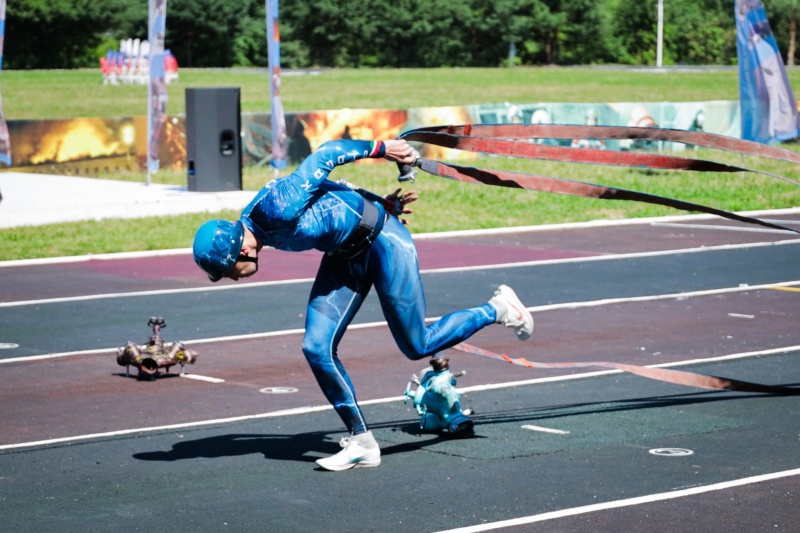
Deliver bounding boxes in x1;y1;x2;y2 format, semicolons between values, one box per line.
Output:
147;0;168;182
0;0;11;166
267;0;287;170
736;0;799;144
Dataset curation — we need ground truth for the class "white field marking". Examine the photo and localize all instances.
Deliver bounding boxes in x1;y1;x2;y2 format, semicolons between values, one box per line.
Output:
259;387;299;394
411;207;800;240
521;424;570;435
0;347;120;364
758;218;800;226
649;448;694;456
650;222;796;234
2;238;800;310
417;237;800;276
0;404;336;451
180;373;225;384
434;468;800;533
2;344;798;452
3;207;798;269
528;279;800;313
727;313;755;319
0;277;314;309
0;247;194;268
4;281;800;366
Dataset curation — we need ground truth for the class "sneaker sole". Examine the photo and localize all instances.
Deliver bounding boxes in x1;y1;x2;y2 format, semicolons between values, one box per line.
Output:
316;457;381;472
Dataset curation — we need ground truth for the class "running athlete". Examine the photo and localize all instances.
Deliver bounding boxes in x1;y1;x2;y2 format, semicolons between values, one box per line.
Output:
192;138;534;471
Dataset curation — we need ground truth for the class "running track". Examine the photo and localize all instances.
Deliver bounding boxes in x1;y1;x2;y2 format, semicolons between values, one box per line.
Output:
1;212;799;532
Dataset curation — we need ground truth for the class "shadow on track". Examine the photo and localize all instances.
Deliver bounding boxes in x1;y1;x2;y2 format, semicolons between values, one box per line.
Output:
465;385;800;427
131;421;476;465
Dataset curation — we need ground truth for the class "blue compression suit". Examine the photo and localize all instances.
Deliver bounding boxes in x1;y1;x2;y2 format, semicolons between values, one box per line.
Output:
240;140;496;434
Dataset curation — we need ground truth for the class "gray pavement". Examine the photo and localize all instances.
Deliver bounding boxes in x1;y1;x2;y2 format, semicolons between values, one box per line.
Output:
0;171;254;228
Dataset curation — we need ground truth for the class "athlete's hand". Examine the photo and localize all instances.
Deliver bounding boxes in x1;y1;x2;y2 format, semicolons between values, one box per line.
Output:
383;139;417;165
384;188;418;224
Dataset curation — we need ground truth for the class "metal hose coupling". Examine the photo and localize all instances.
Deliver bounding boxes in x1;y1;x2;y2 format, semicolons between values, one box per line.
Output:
116;317;198;381
396;148;421;183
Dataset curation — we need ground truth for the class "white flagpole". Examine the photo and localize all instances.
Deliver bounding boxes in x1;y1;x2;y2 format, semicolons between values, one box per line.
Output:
657;0;664;67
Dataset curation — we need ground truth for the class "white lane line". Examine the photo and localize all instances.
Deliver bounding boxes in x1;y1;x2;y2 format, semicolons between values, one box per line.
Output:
2;238;799;308
0;347;118;364
521;425;570;435
651;222;796;234
530;279;800;313
434;468;800;533
728;313;755;319
4;281;800;365
2;344;798;452
759;218;800;226
3;207;797;269
0;404;335;451
0;277;314;308
180;373;225;384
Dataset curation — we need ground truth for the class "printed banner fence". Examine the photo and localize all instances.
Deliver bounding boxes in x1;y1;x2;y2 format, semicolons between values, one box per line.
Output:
4;99;798;176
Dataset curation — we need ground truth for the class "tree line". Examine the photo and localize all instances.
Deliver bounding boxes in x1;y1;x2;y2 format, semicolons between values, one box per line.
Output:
4;0;798;70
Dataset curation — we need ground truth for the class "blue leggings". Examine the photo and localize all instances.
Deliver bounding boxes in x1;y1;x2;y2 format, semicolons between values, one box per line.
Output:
302;216;496;435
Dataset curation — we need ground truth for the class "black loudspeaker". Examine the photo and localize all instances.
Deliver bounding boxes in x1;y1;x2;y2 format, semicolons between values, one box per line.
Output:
185;87;242;192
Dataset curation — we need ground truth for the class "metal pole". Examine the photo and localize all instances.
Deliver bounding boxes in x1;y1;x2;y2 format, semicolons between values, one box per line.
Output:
657;0;664;67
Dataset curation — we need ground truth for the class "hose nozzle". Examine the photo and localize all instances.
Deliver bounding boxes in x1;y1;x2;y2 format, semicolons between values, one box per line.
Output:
396;149;421;183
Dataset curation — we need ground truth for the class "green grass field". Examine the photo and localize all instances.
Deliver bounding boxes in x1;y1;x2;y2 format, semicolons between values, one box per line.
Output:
5;67;800;119
0;67;798;261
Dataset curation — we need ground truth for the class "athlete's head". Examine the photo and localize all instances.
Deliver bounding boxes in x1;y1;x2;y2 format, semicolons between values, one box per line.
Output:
192;219;246;282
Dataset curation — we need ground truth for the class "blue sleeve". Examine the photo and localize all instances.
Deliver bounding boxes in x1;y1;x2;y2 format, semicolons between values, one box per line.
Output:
267;140;386;226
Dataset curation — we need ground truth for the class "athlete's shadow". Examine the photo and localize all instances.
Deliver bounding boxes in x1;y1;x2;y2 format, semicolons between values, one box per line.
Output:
134;386;799;465
133;432;326;464
131;421;453;464
466;385;800;426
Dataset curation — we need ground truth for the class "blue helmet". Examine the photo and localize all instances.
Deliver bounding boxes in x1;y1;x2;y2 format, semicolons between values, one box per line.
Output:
193;219;245;282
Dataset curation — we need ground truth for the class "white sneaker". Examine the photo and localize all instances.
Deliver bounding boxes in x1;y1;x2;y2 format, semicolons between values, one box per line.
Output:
489;285;534;341
315;431;381;471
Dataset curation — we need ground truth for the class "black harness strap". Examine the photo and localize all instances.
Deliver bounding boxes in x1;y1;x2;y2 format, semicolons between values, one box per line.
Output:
332;199;384;259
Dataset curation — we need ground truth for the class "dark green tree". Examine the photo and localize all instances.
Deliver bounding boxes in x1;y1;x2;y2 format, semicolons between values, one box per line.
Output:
5;0;127;69
664;0;736;65
768;0;799;66
165;0;251;67
556;0;614;64
231;0;267;68
463;0;538;66
2;0;781;70
280;0;350;67
613;0;658;64
371;0;475;67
